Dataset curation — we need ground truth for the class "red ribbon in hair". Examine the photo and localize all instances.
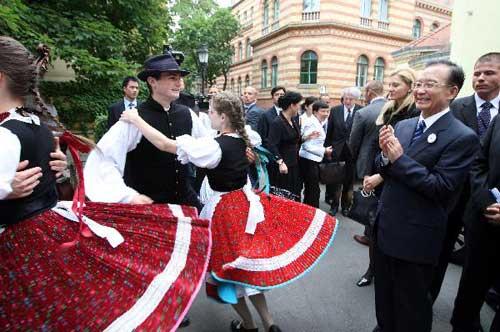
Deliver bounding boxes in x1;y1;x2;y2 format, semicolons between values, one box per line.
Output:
59;131;93;248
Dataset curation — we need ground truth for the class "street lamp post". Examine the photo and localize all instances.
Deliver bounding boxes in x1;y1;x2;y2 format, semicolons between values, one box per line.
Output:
197;44;209;96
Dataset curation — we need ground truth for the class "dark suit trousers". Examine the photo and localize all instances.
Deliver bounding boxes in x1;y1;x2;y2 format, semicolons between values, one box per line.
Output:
374;244;434;332
299;157;320;208
328;159;354;210
451;219;500;332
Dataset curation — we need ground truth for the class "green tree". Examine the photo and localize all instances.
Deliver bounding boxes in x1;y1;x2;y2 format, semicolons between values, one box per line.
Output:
0;0;171;132
171;1;239;92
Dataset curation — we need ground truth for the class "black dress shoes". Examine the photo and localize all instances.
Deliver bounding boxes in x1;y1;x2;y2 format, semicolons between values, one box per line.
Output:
372;326;381;332
329;207;338;216
230;320;258;332
356;275;373;287
268;325;282;332
341;209;350;217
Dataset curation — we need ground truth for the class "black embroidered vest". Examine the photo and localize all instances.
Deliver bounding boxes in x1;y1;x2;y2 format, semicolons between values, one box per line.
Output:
0;119;57;224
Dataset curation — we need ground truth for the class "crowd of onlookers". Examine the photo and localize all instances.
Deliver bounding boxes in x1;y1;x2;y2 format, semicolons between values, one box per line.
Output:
107;51;500;332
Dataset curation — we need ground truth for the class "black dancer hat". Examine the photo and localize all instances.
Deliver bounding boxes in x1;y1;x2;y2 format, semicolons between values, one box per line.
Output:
138;52;190;81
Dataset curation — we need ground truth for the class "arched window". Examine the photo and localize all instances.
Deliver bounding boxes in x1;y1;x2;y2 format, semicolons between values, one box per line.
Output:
374;57;385;82
245;74;250;87
431;21;440;31
246;38;252;58
273;0;280;20
243;11;247;22
263;0;270;28
356;55;369;87
271;57;278;87
360;0;372;18
238;42;243;61
230;78;235;92
261;60;268;88
412;19;422;39
300;51;318;84
238;77;242;95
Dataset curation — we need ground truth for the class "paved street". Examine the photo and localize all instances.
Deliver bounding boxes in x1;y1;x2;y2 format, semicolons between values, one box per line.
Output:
185;195;495;332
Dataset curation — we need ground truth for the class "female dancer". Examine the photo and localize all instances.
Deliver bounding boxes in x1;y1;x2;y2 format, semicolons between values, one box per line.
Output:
121;91;338;332
356;68;419;287
0;36;211;331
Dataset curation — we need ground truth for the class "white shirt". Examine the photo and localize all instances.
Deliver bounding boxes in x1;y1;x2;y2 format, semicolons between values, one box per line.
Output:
474;93;499;119
419;107;450;132
273;105;281;116
124;98;138;109
0;109;40;199
84;108;212;203
299;115;327;162
344;105;354;121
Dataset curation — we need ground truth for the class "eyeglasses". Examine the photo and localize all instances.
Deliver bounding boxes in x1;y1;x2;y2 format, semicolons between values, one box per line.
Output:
412;81;453;90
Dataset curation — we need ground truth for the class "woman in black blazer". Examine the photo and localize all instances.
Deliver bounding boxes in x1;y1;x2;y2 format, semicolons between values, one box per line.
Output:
267;91;303;201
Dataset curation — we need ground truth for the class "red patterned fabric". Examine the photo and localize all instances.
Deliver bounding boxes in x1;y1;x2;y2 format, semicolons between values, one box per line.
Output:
209;191;337;288
0;202;211;331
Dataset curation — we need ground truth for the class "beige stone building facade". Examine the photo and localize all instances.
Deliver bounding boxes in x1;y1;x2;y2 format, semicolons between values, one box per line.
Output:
219;0;453;107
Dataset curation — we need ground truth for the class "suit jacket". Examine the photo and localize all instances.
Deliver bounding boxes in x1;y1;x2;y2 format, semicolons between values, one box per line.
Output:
244;103;264;131
257;106;279;149
375;111;479;264
324;104;362;161
349;98;386;178
451;94;479;134
465;115;500;225
107;99;142;129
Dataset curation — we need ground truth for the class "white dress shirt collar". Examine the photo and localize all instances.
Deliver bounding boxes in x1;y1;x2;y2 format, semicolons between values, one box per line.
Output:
274;105;282;115
1;107;40;125
124;98;137;109
419;107;450;132
474;93;500;118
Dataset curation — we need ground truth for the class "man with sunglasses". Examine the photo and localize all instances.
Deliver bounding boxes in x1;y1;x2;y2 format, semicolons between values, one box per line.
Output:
372;60;479;332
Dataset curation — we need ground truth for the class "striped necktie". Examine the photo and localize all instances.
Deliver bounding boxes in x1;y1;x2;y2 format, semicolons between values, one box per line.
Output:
411;120;426;145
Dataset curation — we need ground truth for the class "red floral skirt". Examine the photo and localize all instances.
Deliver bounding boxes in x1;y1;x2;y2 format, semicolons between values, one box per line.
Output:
0;202;211;332
209;191;337;290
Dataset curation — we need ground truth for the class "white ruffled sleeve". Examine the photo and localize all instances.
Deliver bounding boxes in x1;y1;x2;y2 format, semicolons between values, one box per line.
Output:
246;125;262;147
176;134;222;169
0;127;21;199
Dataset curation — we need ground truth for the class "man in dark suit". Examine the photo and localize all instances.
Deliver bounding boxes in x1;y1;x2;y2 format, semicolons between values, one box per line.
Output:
107;76;140;129
430;52;500;304
257;86;286;186
451;52;500;332
242;86;264;131
373;60;478;332
349;80;386;249
324;87;362;216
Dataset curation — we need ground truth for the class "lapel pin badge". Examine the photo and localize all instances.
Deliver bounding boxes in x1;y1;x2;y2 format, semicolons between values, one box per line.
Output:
427;133;437;144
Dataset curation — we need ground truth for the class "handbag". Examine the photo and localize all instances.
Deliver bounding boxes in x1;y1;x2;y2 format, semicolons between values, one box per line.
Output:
349;188;378;226
319;161;346;185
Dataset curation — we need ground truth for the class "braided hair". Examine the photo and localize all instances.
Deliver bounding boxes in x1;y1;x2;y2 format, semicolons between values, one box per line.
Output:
0;36;93;146
211;91;251;148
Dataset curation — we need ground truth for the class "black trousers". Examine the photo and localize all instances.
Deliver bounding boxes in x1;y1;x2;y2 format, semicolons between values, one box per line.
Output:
374;244;434;332
451;218;500;332
327;159;354;210
299;157;320;208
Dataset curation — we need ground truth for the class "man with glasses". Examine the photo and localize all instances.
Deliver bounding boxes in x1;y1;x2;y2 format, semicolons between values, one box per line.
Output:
372;61;479;332
430;53;500;306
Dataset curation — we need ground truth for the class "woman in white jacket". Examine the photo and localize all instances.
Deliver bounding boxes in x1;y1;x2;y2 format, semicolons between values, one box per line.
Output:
299;101;333;207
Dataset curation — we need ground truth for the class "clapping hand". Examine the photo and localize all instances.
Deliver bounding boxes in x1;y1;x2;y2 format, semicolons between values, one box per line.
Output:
379;125;403;163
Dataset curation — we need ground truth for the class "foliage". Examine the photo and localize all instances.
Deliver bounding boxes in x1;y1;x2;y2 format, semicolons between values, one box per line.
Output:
0;0;171;130
170;0;239;92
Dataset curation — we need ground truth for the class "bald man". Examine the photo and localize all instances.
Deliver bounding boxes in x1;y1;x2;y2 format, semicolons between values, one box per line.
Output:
242;86;264;131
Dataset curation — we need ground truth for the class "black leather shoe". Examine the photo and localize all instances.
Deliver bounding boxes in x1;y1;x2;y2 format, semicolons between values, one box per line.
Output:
179;316;191;328
372;326;381;332
356;275;373;287
230;320;258;332
342;209;350;217
268;325;282;332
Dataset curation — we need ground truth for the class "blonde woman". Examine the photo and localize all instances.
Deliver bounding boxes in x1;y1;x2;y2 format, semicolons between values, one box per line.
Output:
356;69;420;288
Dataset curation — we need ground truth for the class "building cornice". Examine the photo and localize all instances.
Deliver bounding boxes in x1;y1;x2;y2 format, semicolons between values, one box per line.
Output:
416;1;452;16
252;21;413;48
